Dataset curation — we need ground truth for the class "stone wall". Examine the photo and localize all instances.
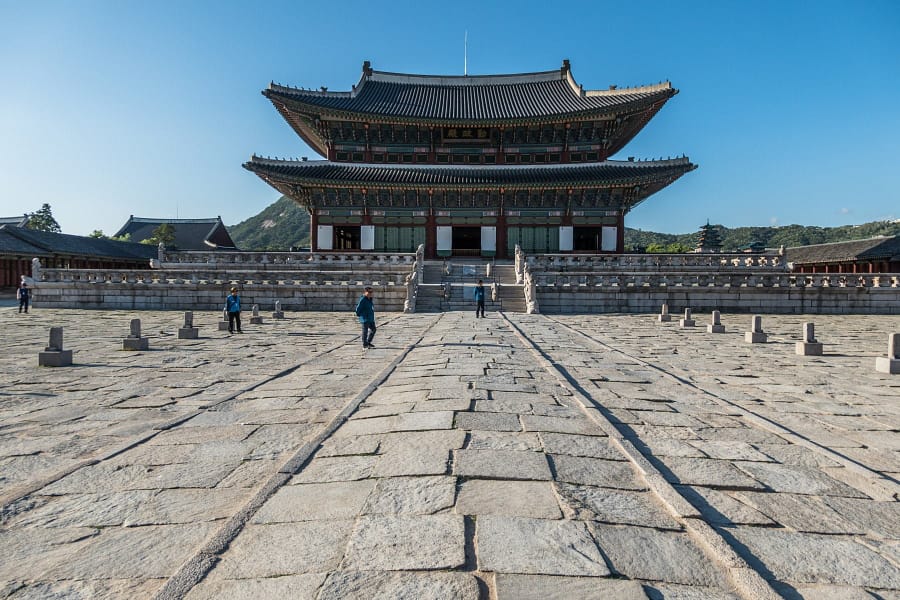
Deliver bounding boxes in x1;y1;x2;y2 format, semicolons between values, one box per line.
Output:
530;272;900;315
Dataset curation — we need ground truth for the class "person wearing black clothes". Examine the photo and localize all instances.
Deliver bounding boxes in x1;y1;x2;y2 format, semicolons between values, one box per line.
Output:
473;279;485;318
225;287;243;333
17;282;30;314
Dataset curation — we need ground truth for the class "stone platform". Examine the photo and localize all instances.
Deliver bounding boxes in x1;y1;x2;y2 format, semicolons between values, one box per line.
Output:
1;307;898;599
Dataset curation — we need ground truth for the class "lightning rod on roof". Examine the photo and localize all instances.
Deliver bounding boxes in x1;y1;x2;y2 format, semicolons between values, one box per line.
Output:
464;30;468;76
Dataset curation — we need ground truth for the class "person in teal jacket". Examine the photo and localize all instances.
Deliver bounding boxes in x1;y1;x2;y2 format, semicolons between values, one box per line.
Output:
225;287;243;334
473;279;485;318
355;286;376;348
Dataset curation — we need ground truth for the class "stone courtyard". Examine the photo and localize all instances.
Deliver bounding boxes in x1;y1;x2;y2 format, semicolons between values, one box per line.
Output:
1;306;898;599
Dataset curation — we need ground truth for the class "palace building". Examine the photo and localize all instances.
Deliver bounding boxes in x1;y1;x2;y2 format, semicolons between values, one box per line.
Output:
244;60;695;259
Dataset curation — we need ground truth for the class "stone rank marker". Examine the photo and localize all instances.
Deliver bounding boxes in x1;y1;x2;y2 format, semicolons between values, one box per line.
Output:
272;300;285;319
38;327;73;367
123;318;149;351
658;303;672;322
679;307;695;328
250;304;263;325
178;311;199;339
795;322;823;356
707;310;726;333
218;308;230;331
875;332;900;374
745;315;767;343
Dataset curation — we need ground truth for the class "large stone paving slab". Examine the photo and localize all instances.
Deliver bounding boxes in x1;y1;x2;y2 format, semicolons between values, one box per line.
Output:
729;526;900;588
477;515;610;576
342;515;465;571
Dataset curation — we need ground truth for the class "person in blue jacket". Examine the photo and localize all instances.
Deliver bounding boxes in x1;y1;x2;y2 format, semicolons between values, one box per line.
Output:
473;279;485;318
355;286;376;349
225;287;243;334
17;281;30;314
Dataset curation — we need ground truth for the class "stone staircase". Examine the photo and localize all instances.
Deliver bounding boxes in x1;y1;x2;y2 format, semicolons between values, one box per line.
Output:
415;259;526;313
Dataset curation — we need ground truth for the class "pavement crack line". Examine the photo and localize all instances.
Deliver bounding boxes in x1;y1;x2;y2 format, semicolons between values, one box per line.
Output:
153;314;443;600
499;312;782;600
543;314;900;498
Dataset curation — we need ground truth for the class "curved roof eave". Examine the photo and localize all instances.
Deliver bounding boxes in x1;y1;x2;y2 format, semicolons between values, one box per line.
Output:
243;157;696;190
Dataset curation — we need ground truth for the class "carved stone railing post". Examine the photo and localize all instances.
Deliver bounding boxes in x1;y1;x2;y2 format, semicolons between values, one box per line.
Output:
31;258;41;283
403;269;417;313
524;263;539;314
515;244;524;284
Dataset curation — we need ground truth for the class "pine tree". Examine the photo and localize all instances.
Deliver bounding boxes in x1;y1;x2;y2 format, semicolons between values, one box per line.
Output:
25;204;62;233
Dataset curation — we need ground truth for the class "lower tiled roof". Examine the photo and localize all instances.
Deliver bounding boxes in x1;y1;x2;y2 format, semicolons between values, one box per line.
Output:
243;158;696;188
786;236;900;264
0;226;158;260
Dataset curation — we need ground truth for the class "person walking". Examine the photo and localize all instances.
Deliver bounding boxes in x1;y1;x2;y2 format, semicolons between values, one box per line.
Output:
225;287;243;333
473;279;485;318
17;281;30;314
355;286;376;349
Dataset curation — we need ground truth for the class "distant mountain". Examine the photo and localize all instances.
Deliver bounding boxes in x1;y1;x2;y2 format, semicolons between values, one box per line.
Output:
229;196;310;251
227;195;900;252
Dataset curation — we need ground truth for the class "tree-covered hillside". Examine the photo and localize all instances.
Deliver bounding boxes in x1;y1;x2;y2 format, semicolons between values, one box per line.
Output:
229;196;310;251
626;220;900;252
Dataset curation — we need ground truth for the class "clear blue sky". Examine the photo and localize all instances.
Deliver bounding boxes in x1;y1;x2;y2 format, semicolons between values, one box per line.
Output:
1;0;898;236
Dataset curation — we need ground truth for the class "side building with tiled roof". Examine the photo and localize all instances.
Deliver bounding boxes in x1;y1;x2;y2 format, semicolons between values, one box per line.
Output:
0;215;29;228
113;216;237;251
245;60;695;258
786;236;900;274
0;225;158;288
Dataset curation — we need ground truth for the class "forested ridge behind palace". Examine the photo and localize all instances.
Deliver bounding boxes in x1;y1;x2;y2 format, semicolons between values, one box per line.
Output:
244;60;696;259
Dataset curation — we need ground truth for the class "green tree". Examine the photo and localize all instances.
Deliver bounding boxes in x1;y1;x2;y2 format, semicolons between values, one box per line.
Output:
89;230;107;239
141;223;176;246
110;233;132;242
25;203;62;233
646;242;694;253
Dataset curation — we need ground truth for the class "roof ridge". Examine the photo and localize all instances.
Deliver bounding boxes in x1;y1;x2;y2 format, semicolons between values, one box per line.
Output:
128;216;222;224
787;235;897;250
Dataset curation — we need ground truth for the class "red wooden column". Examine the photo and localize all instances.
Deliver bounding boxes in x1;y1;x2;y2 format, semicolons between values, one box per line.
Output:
496;188;507;259
424;190;436;258
309;210;318;251
616;212;626;253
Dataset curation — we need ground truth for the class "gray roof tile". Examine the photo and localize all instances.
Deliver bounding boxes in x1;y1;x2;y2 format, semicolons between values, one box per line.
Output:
266;66;674;122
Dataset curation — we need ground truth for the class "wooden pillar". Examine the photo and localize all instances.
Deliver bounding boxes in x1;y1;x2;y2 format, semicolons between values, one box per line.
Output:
309;211;318;251
424;190;436;259
616;213;626;253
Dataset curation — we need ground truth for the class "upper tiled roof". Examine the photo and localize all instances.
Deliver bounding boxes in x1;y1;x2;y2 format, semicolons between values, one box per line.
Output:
786;236;900;265
265;61;675;122
0;225;158;260
244;157;696;188
113;216;237;250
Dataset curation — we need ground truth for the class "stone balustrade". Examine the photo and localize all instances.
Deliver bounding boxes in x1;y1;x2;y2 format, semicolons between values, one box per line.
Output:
527;252;786;272
160;250;416;268
38;268;410;287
